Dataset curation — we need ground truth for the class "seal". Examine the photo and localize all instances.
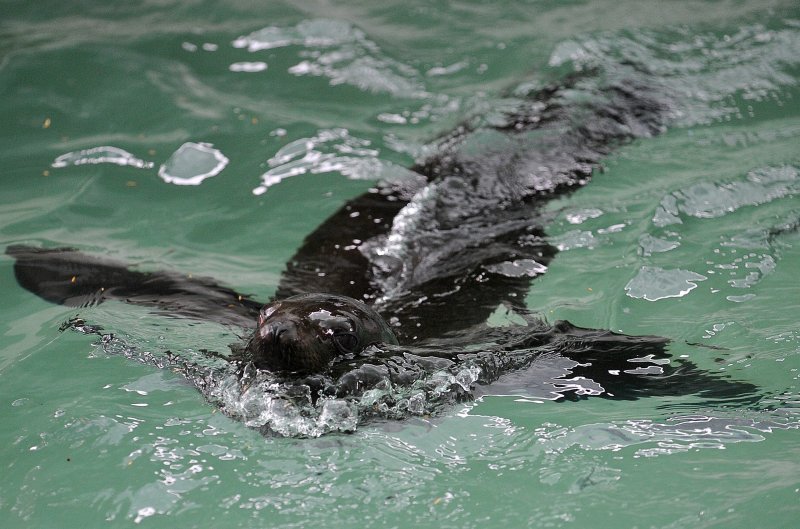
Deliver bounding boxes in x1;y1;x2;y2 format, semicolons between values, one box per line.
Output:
3;243;757;406
3;66;672;377
273;71;670;341
243;293;398;373
3;61;755;406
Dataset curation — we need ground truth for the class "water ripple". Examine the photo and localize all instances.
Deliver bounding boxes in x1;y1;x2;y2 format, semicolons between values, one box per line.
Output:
654;165;799;227
550;22;800;126
52;146;153;170
533;411;800;458
624;266;707;301
234;19;426;97
252;128;418;195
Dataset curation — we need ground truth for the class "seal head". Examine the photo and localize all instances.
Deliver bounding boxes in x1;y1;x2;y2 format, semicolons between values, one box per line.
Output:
245;293;398;374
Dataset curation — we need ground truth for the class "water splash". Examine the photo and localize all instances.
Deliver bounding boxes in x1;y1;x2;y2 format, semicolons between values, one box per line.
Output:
65;317;757;438
233;19;359;52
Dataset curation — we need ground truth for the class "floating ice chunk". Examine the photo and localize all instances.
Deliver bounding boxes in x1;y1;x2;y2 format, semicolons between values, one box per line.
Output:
486;304;529;327
52;146;153;169
625;266;707;301
746;254;776;275
729;271;760;288
229;61;268;72
676;176;796;219
484;259;548;278
158;142;228;186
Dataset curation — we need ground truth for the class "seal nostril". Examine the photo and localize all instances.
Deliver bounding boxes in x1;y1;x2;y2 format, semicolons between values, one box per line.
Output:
270;322;299;351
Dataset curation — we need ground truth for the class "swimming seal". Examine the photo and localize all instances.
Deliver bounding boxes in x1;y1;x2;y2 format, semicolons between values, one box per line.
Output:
3;242;757;407
4;57;756;406
244;293;398;373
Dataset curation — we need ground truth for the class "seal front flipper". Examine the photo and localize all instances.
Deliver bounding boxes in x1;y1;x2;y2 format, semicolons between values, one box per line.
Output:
6;245;262;328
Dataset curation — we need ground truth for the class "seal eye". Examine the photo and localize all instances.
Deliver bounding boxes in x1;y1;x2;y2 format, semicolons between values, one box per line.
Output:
332;331;360;355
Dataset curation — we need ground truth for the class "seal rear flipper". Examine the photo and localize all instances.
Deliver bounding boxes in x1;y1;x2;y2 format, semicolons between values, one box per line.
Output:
6;245;263;328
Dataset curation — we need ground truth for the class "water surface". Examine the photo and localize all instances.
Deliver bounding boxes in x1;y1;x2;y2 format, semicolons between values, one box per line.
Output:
1;1;799;527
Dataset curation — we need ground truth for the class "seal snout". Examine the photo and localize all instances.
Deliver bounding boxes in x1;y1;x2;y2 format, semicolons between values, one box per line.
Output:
258;320;294;343
254;318;304;369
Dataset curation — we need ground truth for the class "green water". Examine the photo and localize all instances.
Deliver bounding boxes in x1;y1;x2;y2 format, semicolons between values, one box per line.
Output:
2;1;799;527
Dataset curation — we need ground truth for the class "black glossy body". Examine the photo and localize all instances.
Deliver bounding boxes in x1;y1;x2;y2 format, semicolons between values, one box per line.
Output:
275;73;668;341
4;66;757;403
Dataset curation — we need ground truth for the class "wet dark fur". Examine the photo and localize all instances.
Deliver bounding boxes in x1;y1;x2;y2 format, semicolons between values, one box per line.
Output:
275;73;668;341
246;293;399;374
5;67;757;403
